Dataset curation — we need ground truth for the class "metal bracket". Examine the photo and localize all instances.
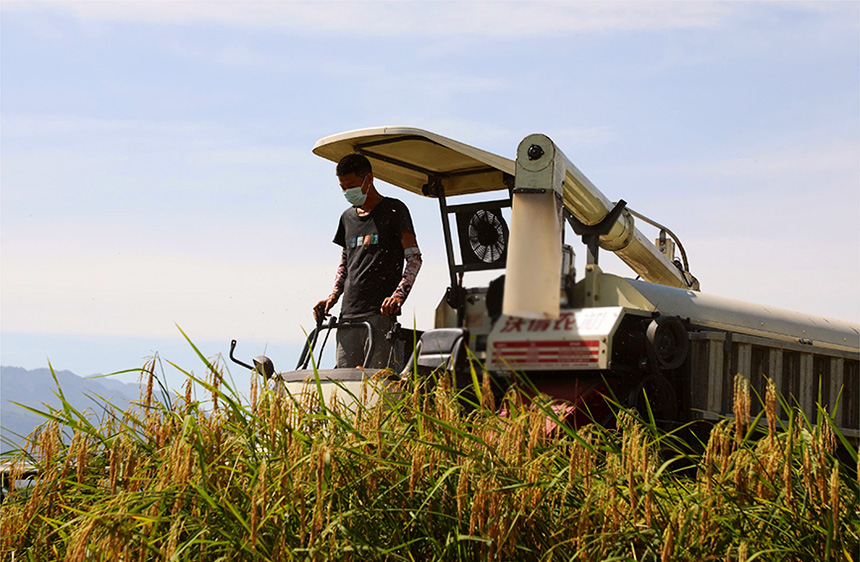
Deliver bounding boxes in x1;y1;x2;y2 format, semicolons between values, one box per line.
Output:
422;178;443;197
565;199;627;265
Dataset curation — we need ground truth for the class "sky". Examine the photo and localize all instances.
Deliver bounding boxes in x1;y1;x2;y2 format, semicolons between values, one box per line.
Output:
2;1;858;396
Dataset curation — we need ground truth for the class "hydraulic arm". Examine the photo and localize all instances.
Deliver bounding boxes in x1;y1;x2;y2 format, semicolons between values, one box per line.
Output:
504;134;696;319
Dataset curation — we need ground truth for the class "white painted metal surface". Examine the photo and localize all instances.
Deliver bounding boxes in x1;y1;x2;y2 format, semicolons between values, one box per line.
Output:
487;307;631;371
624;276;860;353
312;126;514;196
503;187;563;319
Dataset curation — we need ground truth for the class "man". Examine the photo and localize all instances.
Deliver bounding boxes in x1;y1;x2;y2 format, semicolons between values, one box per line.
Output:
314;153;422;369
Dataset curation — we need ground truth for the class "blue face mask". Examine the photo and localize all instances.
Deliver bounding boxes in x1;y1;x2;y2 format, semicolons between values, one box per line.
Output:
343;186;367;207
342;174;369;207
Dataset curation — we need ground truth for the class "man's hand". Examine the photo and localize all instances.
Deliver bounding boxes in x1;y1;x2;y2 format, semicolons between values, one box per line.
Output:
380;295;403;316
314;296;337;322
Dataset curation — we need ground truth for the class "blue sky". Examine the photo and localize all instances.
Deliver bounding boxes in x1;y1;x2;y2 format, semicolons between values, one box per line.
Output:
2;1;858;394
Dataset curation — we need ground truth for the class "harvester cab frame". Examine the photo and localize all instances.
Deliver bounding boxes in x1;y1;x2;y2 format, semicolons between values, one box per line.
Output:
231;126;860;437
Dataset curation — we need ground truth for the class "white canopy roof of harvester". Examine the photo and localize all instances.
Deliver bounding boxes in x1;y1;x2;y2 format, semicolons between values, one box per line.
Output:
312;126;514;197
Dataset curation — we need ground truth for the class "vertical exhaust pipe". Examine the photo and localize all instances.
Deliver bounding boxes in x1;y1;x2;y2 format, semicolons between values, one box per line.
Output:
503;138;564;319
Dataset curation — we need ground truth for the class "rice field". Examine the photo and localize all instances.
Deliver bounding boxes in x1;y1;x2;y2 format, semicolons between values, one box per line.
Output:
1;343;858;561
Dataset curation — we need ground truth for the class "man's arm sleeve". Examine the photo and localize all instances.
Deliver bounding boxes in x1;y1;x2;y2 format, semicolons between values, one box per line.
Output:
330;249;347;301
392;245;422;302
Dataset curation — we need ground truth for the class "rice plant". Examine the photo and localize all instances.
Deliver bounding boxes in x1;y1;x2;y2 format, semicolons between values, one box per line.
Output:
1;342;857;561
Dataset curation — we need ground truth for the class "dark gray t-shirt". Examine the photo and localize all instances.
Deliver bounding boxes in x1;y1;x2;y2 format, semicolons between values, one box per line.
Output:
333;197;415;318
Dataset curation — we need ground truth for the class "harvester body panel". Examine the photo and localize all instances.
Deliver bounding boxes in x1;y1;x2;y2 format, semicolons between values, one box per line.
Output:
487;307;626;371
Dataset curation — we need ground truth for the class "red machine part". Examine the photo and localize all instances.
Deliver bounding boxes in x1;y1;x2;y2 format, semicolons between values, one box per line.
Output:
499;377;619;434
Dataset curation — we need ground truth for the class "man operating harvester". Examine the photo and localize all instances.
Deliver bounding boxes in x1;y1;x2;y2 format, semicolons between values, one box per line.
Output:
314;153;422;369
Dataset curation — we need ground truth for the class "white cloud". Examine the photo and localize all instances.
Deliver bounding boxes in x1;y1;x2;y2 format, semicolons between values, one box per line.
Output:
162;40;296;72
2;115;207;139
2;1;745;36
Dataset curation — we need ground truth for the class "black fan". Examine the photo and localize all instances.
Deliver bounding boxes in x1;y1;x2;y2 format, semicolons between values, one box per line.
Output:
455;208;508;268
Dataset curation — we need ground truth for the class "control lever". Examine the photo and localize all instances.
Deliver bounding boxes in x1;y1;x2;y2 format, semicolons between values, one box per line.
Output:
229;340;275;380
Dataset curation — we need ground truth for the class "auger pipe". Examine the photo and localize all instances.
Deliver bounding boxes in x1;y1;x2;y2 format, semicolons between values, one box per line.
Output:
515;133;691;290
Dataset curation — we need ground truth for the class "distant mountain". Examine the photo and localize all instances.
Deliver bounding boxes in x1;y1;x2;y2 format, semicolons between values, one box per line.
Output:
0;366;142;454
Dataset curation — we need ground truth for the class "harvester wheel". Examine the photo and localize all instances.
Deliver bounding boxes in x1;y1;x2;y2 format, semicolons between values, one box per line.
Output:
645;316;689;370
629;373;678;422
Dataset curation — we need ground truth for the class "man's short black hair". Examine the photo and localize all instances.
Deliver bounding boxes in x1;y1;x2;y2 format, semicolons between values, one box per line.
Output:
337;153;372;178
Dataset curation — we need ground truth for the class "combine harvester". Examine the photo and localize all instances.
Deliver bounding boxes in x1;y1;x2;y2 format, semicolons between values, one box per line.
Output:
231;127;859;436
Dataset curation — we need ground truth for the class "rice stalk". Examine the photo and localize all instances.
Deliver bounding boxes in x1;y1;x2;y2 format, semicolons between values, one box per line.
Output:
1;349;857;561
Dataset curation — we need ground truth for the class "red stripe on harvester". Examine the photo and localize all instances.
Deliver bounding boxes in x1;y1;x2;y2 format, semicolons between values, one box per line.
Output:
493;339;601;365
494;340;599;349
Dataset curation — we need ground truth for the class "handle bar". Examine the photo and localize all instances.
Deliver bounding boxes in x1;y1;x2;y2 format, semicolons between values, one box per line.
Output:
296;316;376;370
230;339;254;371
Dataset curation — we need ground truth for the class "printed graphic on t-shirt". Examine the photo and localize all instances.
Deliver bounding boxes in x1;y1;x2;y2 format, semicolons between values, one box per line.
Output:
350;234;379;248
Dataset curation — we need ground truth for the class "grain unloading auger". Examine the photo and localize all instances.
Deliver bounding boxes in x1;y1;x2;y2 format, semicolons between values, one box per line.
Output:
231;127;860;437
